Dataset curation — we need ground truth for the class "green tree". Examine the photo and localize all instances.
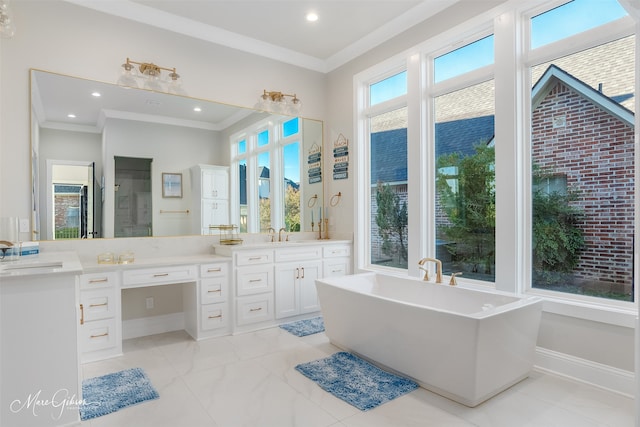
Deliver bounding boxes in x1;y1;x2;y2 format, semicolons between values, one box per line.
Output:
436;143;495;275
375;182;408;264
284;185;300;232
531;168;585;286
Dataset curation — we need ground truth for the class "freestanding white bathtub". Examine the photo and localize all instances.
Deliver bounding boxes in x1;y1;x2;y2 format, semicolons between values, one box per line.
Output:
315;272;543;407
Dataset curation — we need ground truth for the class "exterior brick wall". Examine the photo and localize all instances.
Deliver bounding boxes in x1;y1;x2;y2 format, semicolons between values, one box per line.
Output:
531;81;635;292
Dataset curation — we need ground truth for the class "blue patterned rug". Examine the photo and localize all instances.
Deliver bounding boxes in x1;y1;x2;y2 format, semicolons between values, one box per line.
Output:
295;352;419;411
279;316;325;337
80;367;159;421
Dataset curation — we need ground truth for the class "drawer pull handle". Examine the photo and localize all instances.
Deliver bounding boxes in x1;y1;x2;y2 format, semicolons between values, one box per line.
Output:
207;289;221;293
79;304;84;325
207;267;222;272
301;267;305;279
88;278;109;284
90;332;109;339
153;273;169;277
208;314;222;319
89;302;108;308
249;307;263;312
249;279;262;283
248;256;262;260
332;269;343;273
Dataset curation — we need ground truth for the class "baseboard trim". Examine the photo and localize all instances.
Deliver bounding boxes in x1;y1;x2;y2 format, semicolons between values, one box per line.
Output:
535;347;634;398
122;312;185;340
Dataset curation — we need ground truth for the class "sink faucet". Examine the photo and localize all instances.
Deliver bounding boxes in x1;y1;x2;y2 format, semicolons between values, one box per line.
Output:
267;227;276;242
449;272;462;286
278;227;286;242
418;257;442;283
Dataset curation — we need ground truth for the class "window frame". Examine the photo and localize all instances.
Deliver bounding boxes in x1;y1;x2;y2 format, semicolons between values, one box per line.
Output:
354;0;639;326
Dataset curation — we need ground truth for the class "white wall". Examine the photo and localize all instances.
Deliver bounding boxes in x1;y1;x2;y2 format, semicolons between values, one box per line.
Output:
0;0;326;224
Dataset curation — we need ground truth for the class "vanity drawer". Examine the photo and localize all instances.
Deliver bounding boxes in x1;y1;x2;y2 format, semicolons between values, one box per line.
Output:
79;271;118;290
323;258;351;278
122;265;197;288
275;246;322;263
236;250;273;266
323;245;351;258
201;303;228;331
80;288;117;322
200;277;226;304
200;262;228;278
79;318;118;353
236;265;273;296
236;294;273;326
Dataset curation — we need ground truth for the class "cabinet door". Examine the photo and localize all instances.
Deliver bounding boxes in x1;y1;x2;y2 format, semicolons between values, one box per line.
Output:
274;263;299;319
202;168;229;199
299;261;322;314
202;199;229;228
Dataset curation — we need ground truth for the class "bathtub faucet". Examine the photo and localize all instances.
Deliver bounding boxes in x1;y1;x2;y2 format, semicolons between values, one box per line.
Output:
418;257;442;283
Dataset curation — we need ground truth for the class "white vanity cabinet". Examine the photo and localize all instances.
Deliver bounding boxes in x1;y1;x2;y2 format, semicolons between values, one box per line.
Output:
78;271;122;363
191;164;229;235
192;261;230;338
322;244;352;278
274;246;322;319
234;249;275;326
1;253;82;427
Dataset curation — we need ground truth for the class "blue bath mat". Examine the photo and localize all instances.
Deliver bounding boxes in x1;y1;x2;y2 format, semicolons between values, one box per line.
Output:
80;367;159;421
295;352;419;411
279;316;325;337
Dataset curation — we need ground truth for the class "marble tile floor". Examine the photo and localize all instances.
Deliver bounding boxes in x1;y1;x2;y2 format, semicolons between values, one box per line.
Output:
79;328;635;427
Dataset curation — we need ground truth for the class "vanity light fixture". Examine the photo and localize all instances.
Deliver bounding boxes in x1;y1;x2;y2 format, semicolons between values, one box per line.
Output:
255;90;302;115
0;0;15;38
117;58;186;95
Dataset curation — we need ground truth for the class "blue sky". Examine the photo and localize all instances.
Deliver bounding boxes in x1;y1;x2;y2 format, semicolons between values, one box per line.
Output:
370;0;629;103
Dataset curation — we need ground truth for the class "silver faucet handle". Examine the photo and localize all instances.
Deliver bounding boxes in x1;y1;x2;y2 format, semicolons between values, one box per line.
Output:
449;272;463;286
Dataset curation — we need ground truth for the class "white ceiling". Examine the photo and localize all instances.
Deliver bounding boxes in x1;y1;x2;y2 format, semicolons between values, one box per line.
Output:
63;0;459;72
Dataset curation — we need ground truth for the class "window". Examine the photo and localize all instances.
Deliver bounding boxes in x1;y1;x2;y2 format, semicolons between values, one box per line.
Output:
364;70;409;271
528;1;634;302
434;80;495;281
356;0;637;312
231;117;302;233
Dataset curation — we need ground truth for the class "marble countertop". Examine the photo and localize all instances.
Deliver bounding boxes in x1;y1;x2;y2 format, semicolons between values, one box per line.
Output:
213;239;352;256
81;254;231;273
0;251;82;278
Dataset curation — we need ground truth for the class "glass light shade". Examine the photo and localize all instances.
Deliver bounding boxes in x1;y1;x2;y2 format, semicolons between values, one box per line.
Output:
167;79;186;96
117;68;139;88
0;0;15;39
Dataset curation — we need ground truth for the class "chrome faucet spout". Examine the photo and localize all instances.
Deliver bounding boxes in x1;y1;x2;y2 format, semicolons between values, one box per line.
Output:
417;257;443;283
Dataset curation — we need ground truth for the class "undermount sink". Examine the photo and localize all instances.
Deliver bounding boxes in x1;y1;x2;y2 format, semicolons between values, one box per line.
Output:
0;260;64;273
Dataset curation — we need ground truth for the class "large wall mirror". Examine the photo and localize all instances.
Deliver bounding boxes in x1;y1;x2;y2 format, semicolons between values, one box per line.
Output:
30;69;323;240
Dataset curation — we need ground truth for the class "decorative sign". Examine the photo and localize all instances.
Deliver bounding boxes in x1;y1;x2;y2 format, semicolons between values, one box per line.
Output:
333;134;349;180
307;142;322;184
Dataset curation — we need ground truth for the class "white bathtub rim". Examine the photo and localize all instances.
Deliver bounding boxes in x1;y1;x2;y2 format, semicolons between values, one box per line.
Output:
316;272;543;319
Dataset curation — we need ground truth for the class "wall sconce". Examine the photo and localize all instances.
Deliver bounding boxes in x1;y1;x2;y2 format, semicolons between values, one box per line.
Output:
0;0;16;39
117;58;186;95
255;90;302;115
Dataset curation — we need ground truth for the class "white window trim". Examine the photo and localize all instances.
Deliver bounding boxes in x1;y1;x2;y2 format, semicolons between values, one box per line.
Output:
354;0;639;326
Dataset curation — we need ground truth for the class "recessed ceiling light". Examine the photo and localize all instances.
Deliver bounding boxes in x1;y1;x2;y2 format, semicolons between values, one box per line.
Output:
306;12;318;22
193;107;202;112
91;91;101;97
67;114;76;118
